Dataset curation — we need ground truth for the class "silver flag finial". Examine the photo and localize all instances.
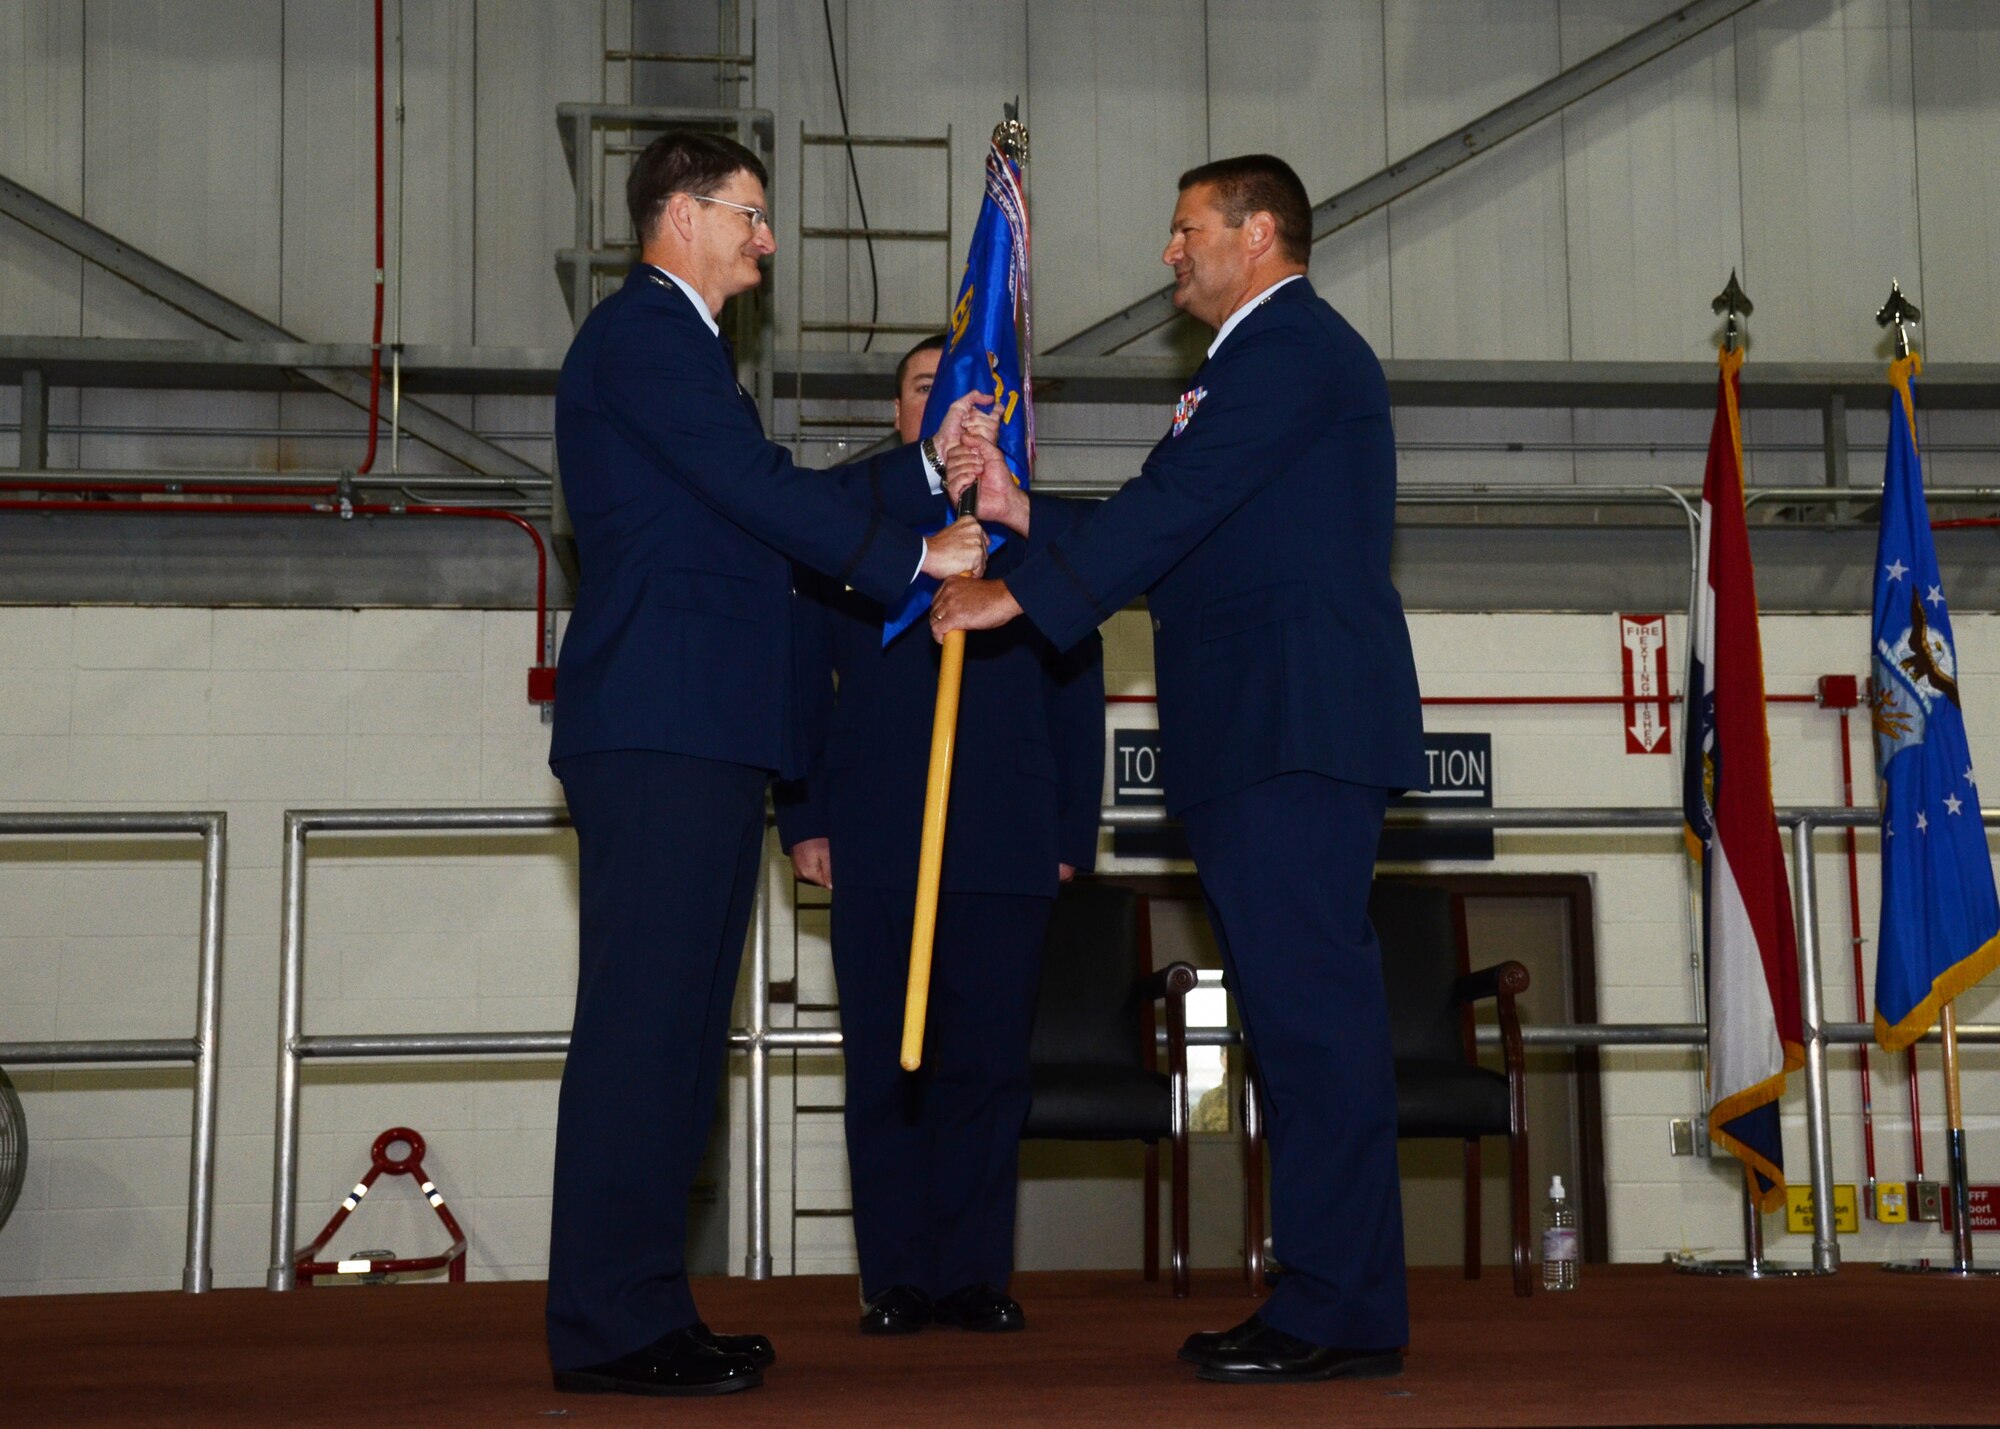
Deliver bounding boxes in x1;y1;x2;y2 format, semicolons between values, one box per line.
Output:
1711;269;1752;353
1875;279;1921;360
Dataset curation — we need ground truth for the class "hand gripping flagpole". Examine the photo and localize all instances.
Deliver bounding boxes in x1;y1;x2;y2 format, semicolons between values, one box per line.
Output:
1874;282;2000;1279
901;113;1032;1072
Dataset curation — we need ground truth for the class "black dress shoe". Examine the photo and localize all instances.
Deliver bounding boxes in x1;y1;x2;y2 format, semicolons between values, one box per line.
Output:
552;1326;762;1397
1178;1314;1263;1364
691;1320;776;1369
933;1283;1025;1332
1194;1322;1402;1385
859;1284;934;1335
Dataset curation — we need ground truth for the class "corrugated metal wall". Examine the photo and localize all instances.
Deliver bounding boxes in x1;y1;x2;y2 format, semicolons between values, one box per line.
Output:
6;4;1997;433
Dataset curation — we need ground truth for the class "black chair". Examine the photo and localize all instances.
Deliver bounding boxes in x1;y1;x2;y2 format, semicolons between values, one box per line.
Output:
1242;880;1533;1296
1022;880;1199;1296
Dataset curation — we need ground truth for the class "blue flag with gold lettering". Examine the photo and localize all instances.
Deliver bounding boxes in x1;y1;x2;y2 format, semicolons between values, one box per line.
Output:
882;128;1033;644
1870;353;2000;1050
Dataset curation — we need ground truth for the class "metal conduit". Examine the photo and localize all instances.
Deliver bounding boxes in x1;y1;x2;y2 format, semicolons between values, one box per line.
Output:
0;811;226;1294
264;800;2000;1289
0;468;549;495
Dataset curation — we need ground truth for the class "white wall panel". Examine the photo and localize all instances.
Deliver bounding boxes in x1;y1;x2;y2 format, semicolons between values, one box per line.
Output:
1027;0;1208;351
754;0;854;355
1735;0;1921;362
1560;2;1745;361
1208;0;1394;350
283;0;475;348
81;0;285;337
1910;1;2000;362
1383;0;1571;360
473;0;603;348
843;0;1026;343
0;0;85;335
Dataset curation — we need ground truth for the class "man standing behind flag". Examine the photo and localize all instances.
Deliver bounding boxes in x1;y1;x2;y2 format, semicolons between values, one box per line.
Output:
1681;339;1804;1213
776;334;1103;1339
934;154;1425;1385
1869;352;2000;1050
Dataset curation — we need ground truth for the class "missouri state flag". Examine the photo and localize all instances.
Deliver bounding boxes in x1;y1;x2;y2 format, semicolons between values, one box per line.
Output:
1869;352;2000;1051
881;124;1034;644
1682;344;1804;1209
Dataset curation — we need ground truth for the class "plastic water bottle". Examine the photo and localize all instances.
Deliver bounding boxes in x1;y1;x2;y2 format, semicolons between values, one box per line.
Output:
1541;1175;1578;1291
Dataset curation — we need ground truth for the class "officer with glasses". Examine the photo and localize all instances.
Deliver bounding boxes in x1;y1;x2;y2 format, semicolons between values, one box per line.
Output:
545;130;994;1399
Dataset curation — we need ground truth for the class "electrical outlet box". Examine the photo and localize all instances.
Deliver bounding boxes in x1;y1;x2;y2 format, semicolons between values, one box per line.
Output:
1669;1118;1696;1156
1785;1183;1860;1235
1875;1181;1910;1224
1913;1179;1944;1222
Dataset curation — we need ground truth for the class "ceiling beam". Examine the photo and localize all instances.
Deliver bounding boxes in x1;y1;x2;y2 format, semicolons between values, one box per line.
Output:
0;173;544;477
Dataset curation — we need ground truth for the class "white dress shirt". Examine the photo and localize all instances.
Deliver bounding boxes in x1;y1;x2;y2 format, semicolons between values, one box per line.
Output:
1207;273;1304;359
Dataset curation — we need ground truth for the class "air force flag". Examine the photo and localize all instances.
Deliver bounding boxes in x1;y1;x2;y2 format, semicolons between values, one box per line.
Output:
1870;353;2000;1051
881;127;1033;644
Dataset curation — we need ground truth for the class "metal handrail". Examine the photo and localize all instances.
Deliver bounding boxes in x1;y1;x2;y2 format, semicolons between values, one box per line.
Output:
0;810;226;1293
263;799;2000;1289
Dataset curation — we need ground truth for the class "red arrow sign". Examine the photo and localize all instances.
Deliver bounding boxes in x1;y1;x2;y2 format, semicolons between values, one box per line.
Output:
1620;614;1672;755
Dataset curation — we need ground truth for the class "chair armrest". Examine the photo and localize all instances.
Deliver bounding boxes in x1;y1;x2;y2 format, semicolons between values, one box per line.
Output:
1455;962;1530;1131
1139;961;1200;1002
1145;962;1199;1142
1451;961;1530;1006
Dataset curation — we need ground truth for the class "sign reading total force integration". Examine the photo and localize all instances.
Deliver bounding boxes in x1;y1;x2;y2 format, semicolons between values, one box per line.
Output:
1111;728;1494;863
1110;727;1191;861
1383;733;1494;862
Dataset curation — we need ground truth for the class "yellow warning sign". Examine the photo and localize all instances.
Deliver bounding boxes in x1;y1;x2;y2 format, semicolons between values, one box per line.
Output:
1784;1183;1859;1235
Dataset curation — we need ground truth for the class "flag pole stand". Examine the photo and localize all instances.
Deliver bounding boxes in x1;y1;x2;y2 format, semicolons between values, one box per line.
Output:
1884;1005;1999;1277
1676;1166;1817;1278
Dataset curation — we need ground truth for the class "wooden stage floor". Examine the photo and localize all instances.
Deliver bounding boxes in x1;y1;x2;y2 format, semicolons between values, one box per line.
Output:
6;1265;1993;1426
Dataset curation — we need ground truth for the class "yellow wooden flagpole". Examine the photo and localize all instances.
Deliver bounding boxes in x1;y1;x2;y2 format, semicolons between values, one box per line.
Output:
899;584;970;1070
901;111;1030;1072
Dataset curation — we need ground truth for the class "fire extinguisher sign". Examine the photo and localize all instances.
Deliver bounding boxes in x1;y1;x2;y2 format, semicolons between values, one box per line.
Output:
1620;614;1672;755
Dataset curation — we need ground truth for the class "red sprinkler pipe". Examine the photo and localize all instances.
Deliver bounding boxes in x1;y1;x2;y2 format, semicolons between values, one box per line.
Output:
0;480;339;498
1108;692;1821;707
357;0;387;475
0;496;551;681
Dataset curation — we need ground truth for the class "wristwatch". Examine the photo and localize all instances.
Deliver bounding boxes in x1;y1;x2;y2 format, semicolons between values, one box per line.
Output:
920;435;942;475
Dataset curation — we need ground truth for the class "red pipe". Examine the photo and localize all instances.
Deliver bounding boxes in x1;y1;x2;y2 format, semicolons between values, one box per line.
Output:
0;497;548;671
1108;692;1821;706
404;505;552;668
357;0;387;474
0;480;339;498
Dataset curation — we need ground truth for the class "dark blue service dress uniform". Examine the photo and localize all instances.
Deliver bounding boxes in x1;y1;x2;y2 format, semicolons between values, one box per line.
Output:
1004;278;1426;1351
546;263;944;1370
775;527;1104;1301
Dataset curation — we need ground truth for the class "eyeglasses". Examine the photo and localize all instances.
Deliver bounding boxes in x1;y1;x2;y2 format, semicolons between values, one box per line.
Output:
689;194;770;234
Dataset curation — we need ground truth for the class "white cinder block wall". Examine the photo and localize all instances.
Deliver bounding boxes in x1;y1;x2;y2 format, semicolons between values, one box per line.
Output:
0;606;572;1293
10;602;1993;1293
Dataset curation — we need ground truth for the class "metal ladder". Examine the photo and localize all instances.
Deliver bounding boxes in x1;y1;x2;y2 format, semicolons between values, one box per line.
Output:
787;125;954;456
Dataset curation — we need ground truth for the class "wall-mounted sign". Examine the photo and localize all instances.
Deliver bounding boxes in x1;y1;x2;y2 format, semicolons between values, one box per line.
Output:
1110;727;1190;861
1383;733;1494;862
1620;613;1672;755
1111;728;1497;863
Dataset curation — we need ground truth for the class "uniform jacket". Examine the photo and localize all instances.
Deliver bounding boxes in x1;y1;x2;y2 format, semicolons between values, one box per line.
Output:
775;516;1104;898
551;264;938;776
1006;279;1425;812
